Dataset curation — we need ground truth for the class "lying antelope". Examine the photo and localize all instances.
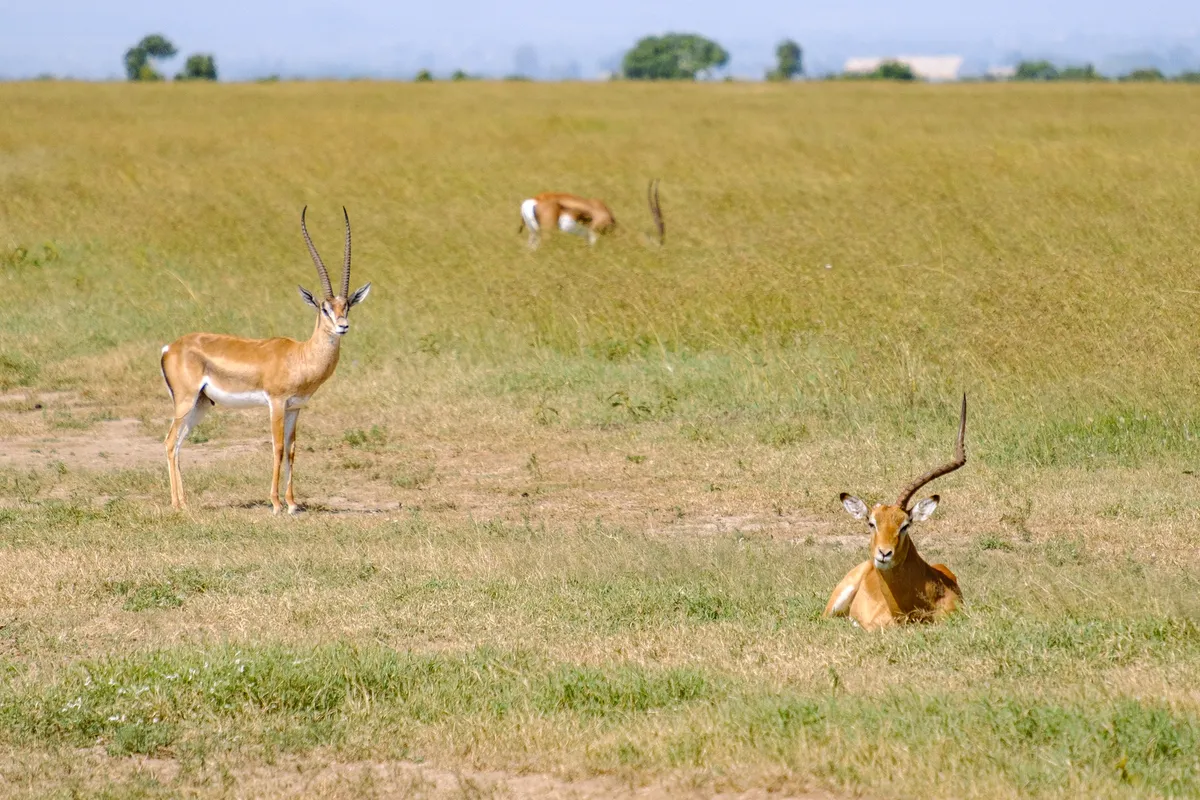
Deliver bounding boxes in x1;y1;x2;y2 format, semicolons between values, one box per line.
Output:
160;207;371;514
824;395;967;630
518;179;664;248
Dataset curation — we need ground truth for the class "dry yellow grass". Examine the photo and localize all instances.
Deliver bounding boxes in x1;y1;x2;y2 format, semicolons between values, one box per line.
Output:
1;81;1199;799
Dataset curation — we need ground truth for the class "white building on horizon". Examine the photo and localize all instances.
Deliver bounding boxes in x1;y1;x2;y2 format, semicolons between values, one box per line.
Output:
843;55;965;82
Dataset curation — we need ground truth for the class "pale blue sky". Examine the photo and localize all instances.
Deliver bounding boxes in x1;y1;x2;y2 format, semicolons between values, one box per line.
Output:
3;0;1198;79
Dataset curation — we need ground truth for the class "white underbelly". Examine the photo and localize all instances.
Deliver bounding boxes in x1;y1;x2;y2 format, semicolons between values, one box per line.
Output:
558;213;588;237
201;379;270;409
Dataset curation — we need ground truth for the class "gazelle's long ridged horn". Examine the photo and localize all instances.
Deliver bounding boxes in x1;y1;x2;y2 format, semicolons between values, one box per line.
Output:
896;394;967;510
340;206;352;298
300;206;334;299
648;178;664;245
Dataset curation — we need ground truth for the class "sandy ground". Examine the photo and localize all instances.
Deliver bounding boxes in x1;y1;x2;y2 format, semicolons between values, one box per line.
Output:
14;748;845;800
0;389;848;548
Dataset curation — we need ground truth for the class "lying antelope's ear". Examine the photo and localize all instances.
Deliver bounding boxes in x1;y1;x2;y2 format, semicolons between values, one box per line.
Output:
840;493;869;520
349;282;371;307
298;285;319;309
909;495;940;522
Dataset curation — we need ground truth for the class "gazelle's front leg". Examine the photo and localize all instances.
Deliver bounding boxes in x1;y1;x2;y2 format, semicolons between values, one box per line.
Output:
824;560;871;617
268;400;287;514
164;418;183;509
283;409;301;514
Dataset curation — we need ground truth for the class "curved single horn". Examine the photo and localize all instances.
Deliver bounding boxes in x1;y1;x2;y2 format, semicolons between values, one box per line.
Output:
896;394;967;510
340;206;352;298
648;178;664;245
300;206;334;300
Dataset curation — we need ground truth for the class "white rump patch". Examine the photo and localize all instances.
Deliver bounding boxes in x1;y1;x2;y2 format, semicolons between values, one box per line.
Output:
161;344;170;354
200;379;270;409
520;199;540;231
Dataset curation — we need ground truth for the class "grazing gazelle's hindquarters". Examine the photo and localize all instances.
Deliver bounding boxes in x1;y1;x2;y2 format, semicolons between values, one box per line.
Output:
824;395;968;630
160;207;371;514
518;179;665;248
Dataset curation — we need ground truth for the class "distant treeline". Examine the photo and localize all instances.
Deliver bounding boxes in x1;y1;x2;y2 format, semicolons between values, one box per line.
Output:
1007;61;1199;83
22;31;1200;84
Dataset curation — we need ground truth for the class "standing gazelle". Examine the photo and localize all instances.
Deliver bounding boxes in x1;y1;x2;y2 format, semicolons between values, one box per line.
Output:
517;179;664;248
160;207;371;514
824;395;968;630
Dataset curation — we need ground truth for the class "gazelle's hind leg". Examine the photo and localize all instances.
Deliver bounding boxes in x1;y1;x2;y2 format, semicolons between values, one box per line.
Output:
282;409;301;514
164;393;211;510
534;201;562;250
929;563;963;619
520;199;541;250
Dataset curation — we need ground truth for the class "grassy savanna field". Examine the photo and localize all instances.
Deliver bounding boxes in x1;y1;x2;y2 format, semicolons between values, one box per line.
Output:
2;80;1200;798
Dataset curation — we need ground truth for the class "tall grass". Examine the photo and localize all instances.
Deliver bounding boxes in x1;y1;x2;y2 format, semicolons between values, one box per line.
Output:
2;82;1199;462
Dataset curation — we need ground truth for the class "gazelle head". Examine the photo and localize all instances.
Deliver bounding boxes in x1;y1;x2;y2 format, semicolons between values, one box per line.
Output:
296;206;371;336
840;394;967;571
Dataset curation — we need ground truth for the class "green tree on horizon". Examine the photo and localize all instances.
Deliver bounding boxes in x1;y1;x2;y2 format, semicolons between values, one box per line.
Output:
622;33;729;80
873;60;916;81
1120;67;1166;82
767;39;803;81
124;34;178;81
1059;63;1104;81
176;54;218;81
1014;60;1060;81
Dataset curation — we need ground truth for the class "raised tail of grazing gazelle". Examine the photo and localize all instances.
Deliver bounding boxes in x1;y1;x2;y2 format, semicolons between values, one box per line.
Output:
518;179;664;248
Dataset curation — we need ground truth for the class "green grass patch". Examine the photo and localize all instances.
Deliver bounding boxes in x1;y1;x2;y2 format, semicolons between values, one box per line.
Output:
2;642;1197;797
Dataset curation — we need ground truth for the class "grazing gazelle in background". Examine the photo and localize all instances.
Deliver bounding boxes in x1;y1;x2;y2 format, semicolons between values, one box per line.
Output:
518;179;665;248
160;207;371;514
824;395;968;630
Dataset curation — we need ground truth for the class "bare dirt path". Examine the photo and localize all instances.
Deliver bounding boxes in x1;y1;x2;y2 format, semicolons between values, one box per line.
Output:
82;750;847;800
0;389;842;546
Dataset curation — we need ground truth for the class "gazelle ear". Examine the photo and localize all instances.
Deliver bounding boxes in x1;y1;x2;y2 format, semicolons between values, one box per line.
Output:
909;495;940;522
349;282;371;307
298;285;319;309
840;493;869;520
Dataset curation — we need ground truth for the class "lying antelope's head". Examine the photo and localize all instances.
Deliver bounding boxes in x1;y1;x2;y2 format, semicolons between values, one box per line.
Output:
296;206;371;336
840;395;967;571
